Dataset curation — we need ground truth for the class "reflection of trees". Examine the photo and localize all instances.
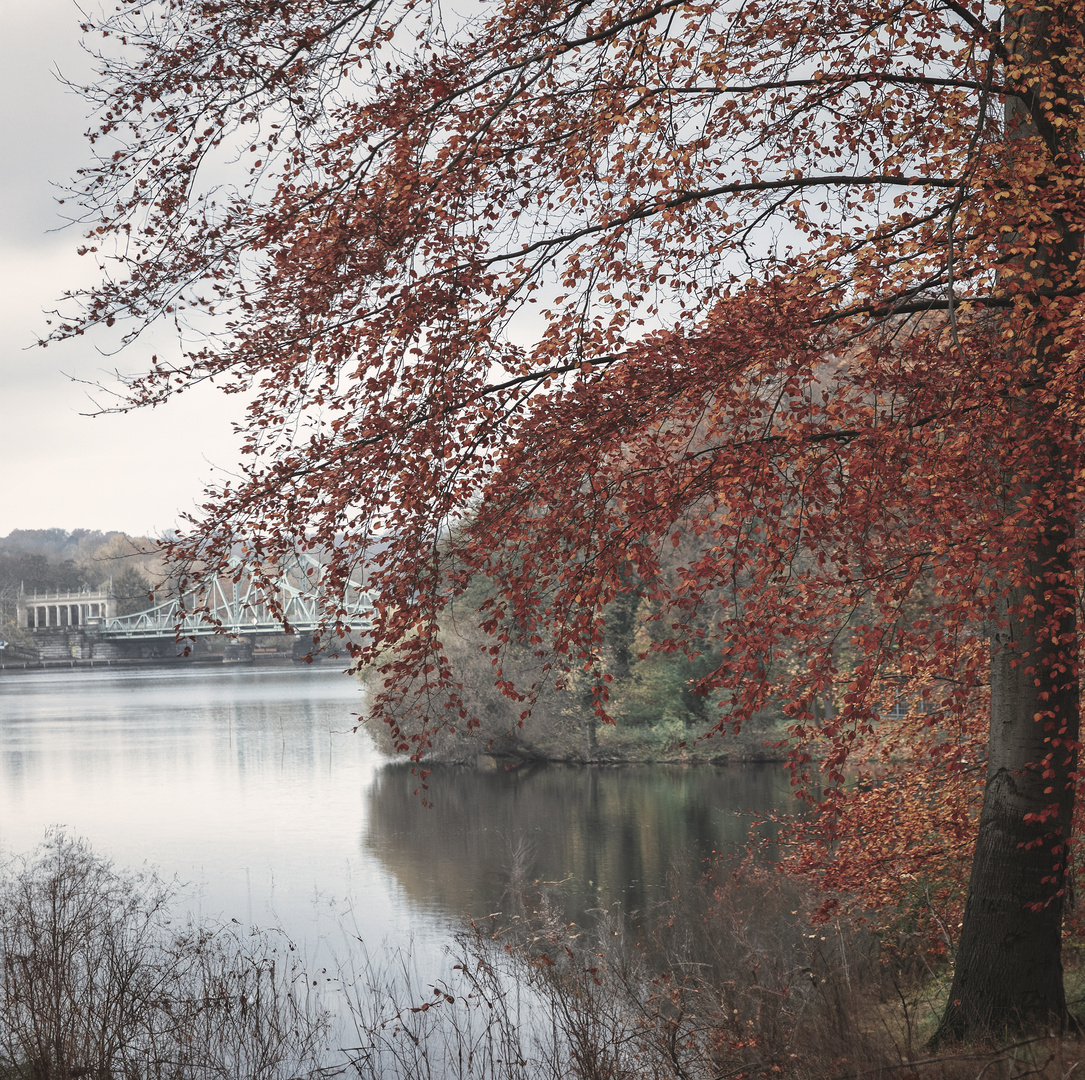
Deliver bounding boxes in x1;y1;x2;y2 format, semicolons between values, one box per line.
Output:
362;764;792;927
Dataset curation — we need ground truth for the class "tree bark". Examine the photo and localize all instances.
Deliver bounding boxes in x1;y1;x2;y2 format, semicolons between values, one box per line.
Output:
933;453;1079;1043
932;0;1084;1040
580;709;598;761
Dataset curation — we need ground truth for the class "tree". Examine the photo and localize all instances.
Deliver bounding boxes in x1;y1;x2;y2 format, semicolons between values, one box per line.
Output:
55;0;1085;1043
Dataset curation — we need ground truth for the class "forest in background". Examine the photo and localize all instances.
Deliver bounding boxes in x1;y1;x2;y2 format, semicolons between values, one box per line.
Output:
0;529;163;643
1;526;737;757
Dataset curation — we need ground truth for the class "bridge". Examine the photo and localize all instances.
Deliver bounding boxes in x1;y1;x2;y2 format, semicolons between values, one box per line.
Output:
99;555;371;640
17;555;371;653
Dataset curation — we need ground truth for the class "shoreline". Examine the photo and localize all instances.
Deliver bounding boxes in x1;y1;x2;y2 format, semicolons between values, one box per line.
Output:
392;735;790;769
0;654;335;675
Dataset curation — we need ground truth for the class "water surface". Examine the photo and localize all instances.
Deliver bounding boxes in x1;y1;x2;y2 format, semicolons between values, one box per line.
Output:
1;665;793;955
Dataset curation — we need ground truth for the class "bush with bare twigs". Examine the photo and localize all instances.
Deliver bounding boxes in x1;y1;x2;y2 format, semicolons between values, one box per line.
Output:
5;835;1085;1080
0;833;329;1080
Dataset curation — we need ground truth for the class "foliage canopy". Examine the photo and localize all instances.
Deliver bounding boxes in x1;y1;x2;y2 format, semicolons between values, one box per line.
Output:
59;0;1085;1042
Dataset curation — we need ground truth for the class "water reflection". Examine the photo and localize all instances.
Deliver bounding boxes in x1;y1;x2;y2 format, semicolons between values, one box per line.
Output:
363;762;793;926
1;666;794;963
0;666;414;955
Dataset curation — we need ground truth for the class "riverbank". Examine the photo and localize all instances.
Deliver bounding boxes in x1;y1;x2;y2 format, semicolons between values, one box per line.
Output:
460;731;788;767
0;653;327;674
362;703;790;766
8;833;1085;1080
0;641;350;674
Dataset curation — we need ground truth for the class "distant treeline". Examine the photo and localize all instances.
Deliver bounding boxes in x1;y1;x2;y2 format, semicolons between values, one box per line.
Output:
0;529;164;638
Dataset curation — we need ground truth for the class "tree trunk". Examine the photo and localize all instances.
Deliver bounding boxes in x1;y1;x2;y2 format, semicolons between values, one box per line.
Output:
933;454;1079;1043
932;0;1084;1039
580;709;598;761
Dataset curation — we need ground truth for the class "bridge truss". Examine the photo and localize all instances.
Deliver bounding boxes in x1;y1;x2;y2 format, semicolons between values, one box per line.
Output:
100;554;371;640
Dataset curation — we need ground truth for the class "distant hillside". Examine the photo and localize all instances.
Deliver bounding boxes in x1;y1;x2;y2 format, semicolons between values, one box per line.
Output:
2;528;119;562
0;529;166;640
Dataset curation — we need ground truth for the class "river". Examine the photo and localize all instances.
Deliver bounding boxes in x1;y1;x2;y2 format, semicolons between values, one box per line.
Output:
0;664;793;962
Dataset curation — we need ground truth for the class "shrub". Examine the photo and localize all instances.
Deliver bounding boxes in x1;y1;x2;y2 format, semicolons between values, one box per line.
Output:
0;833;328;1080
5;834;1084;1080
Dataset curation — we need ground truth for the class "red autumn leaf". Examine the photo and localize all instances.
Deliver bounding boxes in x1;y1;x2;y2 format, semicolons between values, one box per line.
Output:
56;0;1085;1044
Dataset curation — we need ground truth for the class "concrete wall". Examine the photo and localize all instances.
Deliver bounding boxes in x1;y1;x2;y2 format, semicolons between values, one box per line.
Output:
31;628;122;662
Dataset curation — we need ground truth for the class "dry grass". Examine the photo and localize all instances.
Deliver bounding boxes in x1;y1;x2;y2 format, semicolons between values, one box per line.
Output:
3;835;1084;1080
0;833;329;1080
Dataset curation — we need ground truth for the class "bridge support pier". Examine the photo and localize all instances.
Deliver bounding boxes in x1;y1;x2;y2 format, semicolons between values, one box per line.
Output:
223;640;254;664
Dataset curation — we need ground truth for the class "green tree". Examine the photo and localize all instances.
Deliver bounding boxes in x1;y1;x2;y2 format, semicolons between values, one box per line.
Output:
109;566;153;617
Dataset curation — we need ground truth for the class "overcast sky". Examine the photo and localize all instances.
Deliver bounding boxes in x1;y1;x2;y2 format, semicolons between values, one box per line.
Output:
0;0;246;539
